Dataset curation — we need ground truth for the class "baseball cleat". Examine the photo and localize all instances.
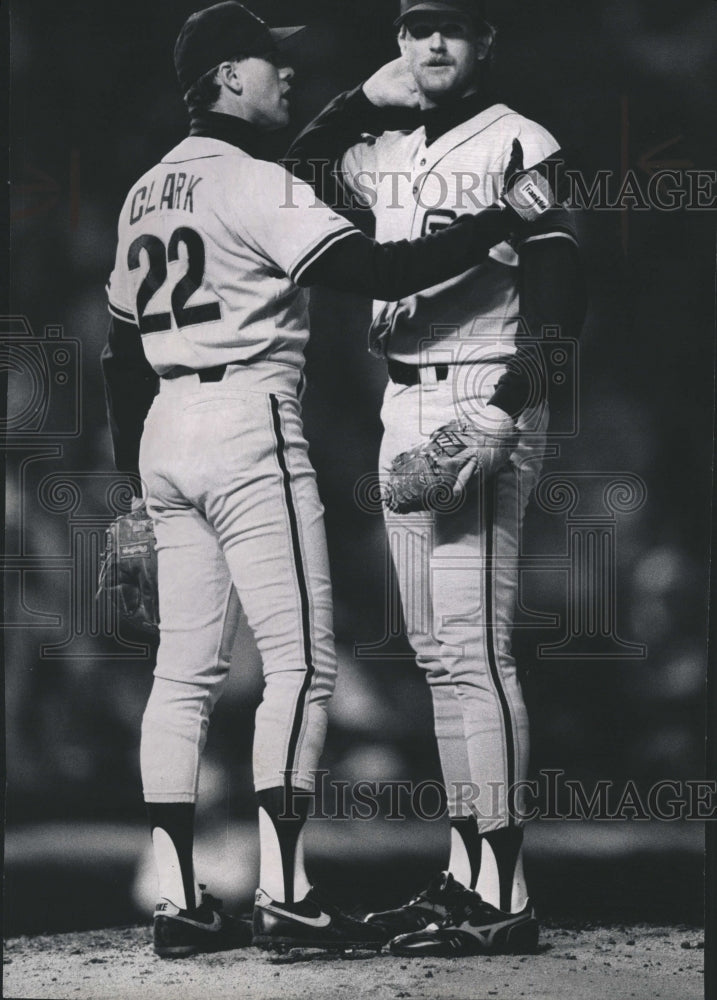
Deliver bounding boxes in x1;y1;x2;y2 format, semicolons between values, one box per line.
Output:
252;887;385;953
152;888;252;958
364;871;469;939
388;891;539;957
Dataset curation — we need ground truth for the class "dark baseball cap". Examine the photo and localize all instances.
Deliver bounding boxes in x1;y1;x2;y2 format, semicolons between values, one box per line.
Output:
175;2;304;93
395;0;490;29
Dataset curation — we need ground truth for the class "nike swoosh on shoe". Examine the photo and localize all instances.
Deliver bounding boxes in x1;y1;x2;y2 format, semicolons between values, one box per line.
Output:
260;904;332;929
160;911;223;932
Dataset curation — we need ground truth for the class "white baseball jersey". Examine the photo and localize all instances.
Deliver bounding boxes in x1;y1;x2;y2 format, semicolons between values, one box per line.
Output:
340;103;577;365
124;130;346;810
338;101;575;841
107;135;355;375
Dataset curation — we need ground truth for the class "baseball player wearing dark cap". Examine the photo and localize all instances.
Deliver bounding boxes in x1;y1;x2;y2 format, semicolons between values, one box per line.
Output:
395;0;492;28
288;0;586;957
102;0;560;958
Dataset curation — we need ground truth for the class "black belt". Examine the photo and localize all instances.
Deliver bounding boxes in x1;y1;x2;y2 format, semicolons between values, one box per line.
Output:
162;363;230;382
387;359;450;386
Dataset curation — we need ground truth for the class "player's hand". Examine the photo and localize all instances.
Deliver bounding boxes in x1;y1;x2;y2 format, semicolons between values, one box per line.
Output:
363;58;419;109
383;407;518;515
452;405;517;499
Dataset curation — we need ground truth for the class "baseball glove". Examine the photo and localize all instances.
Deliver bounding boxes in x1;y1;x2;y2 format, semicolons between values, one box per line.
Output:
383;411;517;515
97;504;159;636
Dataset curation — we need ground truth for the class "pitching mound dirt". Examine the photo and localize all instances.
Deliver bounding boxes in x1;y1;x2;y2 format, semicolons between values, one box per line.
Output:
3;923;704;1000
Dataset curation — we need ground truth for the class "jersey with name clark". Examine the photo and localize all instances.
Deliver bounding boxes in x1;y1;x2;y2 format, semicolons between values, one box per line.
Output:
107;135;354;375
340;103;577;365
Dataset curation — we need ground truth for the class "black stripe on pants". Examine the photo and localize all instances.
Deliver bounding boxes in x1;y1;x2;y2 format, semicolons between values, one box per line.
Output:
484;479;516;826
269;394;315;792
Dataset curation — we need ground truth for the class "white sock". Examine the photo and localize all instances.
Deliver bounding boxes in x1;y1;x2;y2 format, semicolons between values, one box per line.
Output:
475;836;500;908
258;805;312;903
152;827;201;910
258;806;286;902
293;827;311;901
475;838;528;912
447;825;473;887
511;850;529;912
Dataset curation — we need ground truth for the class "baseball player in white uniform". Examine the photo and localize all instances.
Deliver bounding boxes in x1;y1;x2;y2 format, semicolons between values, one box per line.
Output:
288;0;586;956
102;1;556;958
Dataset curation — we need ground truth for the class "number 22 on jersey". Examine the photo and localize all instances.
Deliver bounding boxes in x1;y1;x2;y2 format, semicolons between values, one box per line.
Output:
128;227;221;334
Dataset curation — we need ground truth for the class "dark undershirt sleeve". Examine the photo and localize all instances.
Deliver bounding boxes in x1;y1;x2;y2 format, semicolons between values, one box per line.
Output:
284;85;420;207
488;237;587;423
298;206;520;301
101;316;158;486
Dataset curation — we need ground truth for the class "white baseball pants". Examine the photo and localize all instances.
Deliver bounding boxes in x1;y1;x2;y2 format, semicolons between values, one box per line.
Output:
138;363;336;802
379;371;547;832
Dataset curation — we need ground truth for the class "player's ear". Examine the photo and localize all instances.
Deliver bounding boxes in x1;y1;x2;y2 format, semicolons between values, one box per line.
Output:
474;25;496;61
217;60;243;95
397;25;408;56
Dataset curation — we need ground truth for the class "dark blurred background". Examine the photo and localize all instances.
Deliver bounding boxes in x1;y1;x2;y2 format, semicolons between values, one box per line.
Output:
5;0;716;935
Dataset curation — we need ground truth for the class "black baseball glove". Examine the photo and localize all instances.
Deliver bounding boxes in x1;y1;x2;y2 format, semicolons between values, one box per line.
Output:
97;504;159;636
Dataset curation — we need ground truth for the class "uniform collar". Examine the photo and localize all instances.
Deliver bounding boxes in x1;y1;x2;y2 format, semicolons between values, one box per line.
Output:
189;111;270;159
421;90;492;146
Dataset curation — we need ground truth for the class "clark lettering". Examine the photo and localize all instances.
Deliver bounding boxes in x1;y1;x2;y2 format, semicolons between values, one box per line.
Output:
130;173;203;224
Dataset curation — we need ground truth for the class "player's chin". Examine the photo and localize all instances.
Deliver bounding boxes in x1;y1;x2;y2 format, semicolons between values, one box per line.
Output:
266;104;291;131
418;71;459;99
277;99;291;125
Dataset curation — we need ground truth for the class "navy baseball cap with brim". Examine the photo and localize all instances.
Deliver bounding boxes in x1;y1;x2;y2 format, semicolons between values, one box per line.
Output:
175;1;304;93
395;0;490;29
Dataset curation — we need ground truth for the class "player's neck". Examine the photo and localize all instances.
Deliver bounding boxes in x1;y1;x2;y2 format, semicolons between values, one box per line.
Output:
189;110;269;158
420;87;492;145
418;82;480;111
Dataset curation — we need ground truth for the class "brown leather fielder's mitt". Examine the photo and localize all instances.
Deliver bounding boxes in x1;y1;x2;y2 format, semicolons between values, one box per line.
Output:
97;506;159;636
382;417;516;515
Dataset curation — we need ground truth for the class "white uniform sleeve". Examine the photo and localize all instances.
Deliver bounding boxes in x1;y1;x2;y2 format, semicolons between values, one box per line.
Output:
488;116;578;265
514;119;561;171
340;138;380;208
231;163;357;284
509;118;578;249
